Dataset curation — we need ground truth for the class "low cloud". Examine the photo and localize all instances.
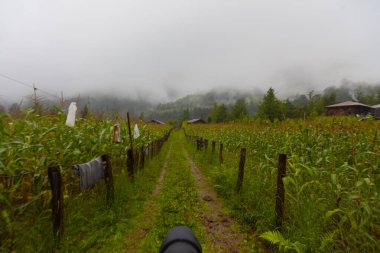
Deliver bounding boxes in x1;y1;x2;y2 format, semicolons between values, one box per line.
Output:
1;0;379;103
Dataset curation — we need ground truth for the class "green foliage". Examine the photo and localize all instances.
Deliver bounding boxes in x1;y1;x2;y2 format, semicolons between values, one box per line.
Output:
260;231;305;253
284;99;299;118
0;112;171;252
258;87;284;122
183;108;190;121
185;117;380;252
230;98;248;120
209;103;228;122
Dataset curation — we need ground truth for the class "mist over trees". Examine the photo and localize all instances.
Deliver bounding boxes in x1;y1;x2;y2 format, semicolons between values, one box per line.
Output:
1;79;379;122
0;103;6;114
206;82;380;123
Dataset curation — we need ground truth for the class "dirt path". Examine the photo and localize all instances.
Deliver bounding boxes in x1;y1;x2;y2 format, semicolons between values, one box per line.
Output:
184;149;267;253
124;132;267;252
124;146;171;253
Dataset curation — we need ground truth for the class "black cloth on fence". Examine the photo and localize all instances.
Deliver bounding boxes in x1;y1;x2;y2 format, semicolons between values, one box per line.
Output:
73;157;104;190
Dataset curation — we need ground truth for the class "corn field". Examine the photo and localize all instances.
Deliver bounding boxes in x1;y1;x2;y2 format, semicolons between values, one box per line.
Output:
0;109;171;251
184;117;380;252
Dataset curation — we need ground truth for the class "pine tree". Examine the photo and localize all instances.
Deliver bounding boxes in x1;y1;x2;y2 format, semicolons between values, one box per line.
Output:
258;88;283;122
81;104;89;118
230;99;248;120
183;108;190;121
209;103;228;122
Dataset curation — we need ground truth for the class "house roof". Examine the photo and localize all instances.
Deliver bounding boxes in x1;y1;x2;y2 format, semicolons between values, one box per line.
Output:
372;104;380;109
150;119;166;124
325;101;372;108
187;118;205;123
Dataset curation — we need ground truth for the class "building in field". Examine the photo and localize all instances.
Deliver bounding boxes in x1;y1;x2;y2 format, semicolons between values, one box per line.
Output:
187;118;206;124
325;101;373;116
372;104;380;119
150;119;166;125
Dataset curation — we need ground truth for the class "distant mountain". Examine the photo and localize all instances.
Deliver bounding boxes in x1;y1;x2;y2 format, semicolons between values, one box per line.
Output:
146;89;264;121
5;79;377;121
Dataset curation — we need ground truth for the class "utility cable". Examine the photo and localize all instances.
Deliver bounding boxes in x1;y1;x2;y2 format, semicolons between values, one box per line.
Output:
0;73;60;99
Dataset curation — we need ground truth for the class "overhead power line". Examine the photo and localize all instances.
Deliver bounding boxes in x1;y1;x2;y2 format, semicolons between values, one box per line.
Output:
0;73;34;89
0;73;60;99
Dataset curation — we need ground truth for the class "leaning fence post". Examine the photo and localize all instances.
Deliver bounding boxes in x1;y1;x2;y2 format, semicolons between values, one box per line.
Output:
126;112;134;157
219;143;223;164
204;139;208;151
236;148;246;193
48;165;64;238
101;154;114;205
127;148;134;179
275;153;287;227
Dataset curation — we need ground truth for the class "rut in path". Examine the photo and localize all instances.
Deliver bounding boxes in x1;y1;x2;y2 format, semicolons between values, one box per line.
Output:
183;148;267;253
124;146;171;253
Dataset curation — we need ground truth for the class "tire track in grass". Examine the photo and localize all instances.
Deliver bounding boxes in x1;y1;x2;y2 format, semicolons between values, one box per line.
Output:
184;149;268;253
124;145;172;253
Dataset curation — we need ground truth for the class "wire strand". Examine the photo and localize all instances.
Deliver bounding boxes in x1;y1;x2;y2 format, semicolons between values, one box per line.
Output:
0;73;60;99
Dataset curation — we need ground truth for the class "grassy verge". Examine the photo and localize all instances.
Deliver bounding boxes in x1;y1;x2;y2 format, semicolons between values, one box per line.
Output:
138;130;209;252
12;141;170;253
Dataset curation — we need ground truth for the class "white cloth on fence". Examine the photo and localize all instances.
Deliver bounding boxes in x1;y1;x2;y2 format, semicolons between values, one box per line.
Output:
134;124;140;139
73;157;104;190
66;102;77;127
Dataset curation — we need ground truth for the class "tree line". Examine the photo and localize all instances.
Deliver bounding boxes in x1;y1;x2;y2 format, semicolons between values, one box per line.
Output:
205;86;380;123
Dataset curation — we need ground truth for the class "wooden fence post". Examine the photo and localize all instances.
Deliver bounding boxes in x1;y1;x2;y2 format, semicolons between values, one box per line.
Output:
236;148;246;193
135;150;140;169
140;145;145;169
127;148;134;179
126;112;134;156
48;165;64;238
212;141;216;154
101;154;114;205
219;143;223;164
275;153;287;227
204;139;208;150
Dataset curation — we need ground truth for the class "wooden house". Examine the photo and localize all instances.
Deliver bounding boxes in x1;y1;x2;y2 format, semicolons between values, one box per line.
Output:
325;101;372;116
187;119;206;124
372;104;380;119
150;119;166;125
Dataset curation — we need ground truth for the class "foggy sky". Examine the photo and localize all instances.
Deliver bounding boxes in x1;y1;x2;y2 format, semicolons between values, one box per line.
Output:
1;0;380;103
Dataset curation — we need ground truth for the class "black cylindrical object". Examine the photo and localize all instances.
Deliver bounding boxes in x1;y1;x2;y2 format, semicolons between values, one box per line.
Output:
160;226;202;253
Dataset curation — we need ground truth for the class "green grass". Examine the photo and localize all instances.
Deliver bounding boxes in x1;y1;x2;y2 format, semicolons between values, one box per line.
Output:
138;130;209;252
10;141;169;253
